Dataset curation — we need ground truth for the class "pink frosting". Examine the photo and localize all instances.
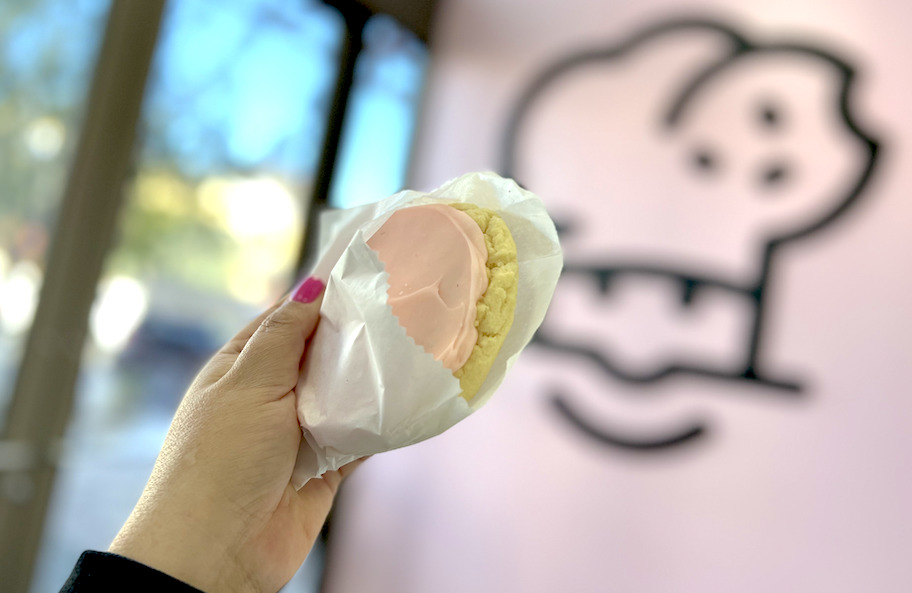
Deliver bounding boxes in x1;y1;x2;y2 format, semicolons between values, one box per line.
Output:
367;204;488;370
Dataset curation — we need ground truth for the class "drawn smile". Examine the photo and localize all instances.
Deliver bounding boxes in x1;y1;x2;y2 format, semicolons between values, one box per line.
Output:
551;389;706;450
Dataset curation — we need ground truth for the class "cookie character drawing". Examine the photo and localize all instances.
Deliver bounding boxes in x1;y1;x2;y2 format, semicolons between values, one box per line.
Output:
502;19;879;449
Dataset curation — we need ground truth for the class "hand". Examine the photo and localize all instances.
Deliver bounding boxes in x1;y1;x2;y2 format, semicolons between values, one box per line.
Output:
109;277;362;592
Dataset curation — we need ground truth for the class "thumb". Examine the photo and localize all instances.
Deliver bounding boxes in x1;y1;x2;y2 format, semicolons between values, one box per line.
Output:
224;277;325;397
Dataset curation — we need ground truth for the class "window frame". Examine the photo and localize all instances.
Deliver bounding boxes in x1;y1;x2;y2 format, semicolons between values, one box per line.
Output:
0;1;435;591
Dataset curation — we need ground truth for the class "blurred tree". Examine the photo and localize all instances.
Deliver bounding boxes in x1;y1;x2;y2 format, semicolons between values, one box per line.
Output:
1;0;341;296
0;0;110;259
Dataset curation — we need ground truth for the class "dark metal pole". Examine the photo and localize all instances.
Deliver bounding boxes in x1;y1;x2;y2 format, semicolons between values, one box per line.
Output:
295;1;371;274
0;2;166;590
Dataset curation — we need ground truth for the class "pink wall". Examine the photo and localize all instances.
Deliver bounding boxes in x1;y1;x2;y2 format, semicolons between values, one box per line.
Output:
325;1;912;592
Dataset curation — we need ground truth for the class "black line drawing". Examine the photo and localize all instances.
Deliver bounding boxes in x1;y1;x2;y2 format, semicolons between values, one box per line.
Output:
501;18;880;450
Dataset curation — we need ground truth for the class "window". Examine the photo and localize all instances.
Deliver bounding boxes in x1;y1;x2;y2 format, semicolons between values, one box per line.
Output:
330;14;428;208
0;1;429;591
0;0;111;421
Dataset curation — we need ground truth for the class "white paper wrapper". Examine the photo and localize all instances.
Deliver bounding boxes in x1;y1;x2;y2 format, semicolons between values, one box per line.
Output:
292;171;563;488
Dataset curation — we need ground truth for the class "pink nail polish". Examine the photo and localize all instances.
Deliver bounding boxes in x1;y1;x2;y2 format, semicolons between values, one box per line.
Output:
292;276;325;303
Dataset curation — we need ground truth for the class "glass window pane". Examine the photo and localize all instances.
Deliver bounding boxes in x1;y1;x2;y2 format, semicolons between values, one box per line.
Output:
30;1;344;591
329;13;428;208
0;0;112;425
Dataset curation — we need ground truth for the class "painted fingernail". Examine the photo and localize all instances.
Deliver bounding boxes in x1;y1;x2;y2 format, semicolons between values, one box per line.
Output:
292;277;325;303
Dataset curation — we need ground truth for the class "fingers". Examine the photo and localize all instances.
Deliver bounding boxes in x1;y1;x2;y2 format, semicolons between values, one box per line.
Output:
223;277;325;399
337;456;369;479
296;457;367;508
219;300;285;356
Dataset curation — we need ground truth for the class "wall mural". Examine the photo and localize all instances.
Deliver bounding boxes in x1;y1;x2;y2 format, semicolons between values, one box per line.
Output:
502;19;880;450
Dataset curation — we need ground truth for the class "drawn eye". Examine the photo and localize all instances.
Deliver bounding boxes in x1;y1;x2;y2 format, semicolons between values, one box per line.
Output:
691;148;718;173
760;161;790;188
758;101;782;129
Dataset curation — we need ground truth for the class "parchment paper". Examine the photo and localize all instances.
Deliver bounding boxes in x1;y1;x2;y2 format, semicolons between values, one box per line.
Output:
292;172;563;488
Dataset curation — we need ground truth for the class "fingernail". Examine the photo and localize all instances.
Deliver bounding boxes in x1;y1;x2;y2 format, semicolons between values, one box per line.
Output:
291;277;325;303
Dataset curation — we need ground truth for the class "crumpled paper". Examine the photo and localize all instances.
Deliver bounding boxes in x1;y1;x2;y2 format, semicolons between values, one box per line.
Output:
292;171;563;488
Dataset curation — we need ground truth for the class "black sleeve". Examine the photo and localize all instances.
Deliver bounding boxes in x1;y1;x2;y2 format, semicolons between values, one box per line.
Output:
59;550;206;593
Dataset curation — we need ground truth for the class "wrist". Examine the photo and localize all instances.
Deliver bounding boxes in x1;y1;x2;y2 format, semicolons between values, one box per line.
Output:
109;502;252;593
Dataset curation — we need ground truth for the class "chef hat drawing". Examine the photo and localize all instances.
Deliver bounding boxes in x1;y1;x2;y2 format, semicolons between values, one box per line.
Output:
506;21;877;287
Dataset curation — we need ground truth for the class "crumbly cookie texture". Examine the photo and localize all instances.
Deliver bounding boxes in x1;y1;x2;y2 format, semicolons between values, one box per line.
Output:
448;202;518;402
